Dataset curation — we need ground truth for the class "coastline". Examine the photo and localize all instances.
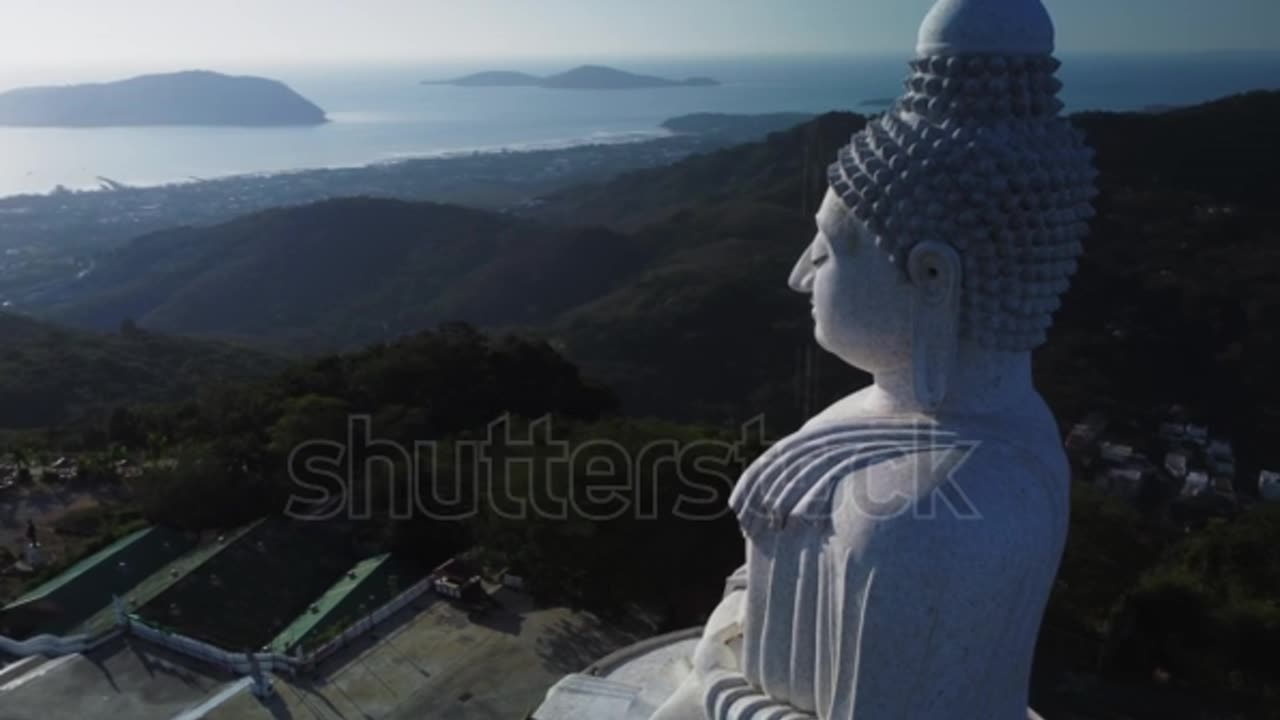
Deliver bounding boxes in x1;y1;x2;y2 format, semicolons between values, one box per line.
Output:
0;111;815;310
0;126;677;201
367;128;674;165
6;51;1278;199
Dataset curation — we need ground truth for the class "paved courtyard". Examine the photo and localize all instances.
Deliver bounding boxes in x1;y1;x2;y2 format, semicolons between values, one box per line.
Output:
206;588;642;720
0;637;233;720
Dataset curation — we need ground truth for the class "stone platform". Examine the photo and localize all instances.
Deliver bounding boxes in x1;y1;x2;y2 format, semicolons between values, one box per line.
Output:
532;627;1050;720
533;628;700;720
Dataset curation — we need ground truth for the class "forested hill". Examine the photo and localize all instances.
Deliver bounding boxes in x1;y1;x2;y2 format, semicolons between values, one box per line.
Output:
524;91;1280;229
47;199;644;352
28;91;1280;463
0;312;281;429
524;111;868;229
1076;90;1280;204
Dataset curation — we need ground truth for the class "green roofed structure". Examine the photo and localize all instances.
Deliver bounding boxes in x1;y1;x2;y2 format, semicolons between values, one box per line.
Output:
75;520;260;636
269;554;424;655
136;517;362;651
1;526;197;638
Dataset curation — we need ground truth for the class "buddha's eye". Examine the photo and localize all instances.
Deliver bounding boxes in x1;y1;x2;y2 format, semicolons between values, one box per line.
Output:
811;238;830;268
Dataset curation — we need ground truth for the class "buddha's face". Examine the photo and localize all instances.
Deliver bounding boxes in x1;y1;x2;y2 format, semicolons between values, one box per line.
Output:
789;189;915;374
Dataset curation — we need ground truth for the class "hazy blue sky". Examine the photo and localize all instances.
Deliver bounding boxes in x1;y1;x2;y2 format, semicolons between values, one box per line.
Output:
5;0;1278;70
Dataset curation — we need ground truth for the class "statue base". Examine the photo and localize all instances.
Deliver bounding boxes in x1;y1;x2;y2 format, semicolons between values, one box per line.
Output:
532;627;1051;720
532;629;701;720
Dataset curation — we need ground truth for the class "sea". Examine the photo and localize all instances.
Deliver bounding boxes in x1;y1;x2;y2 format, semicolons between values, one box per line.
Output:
1;53;1277;199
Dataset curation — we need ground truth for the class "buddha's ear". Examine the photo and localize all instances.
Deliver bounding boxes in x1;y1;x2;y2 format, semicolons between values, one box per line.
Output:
907;241;963;412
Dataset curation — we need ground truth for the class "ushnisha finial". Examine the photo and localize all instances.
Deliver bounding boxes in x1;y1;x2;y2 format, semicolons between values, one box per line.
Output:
826;0;1098;352
918;0;1055;57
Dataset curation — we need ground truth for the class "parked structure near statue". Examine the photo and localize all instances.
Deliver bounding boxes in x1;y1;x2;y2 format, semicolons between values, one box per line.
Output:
534;0;1098;718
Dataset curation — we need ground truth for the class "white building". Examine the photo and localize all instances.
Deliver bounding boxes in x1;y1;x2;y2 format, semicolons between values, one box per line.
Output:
1065;413;1107;453
431;558;481;600
1099;442;1134;464
1260;471;1280;502
1159;422;1186;442
1104;468;1144;498
1164;452;1189;479
1185;425;1209;446
1207;457;1236;480
1183;471;1210;496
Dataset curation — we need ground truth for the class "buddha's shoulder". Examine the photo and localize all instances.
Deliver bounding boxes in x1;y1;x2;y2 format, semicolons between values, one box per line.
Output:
799;389;881;428
819;417;1069;541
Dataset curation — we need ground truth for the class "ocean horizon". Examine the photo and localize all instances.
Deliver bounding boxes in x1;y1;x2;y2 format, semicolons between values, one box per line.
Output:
1;52;1278;198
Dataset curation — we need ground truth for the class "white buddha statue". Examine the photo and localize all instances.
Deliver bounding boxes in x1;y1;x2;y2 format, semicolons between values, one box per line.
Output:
639;1;1098;719
532;1;1098;718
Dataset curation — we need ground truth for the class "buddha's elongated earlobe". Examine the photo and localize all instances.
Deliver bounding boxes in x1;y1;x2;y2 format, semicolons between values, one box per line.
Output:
907;241;963;412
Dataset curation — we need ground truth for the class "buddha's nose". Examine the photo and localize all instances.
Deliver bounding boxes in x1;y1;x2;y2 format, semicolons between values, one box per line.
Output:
789;244;815;293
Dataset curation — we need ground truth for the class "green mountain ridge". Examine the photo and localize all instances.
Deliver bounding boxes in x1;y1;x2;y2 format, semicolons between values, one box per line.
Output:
48;199;658;352
0;312;281;429
522;110;867;229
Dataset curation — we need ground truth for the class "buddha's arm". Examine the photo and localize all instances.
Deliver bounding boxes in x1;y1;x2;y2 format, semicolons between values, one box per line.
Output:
649;575;751;720
669;562;746;681
692;562;829;720
688;582;820;720
821;468;1053;720
692;584;745;676
836;545;1040;718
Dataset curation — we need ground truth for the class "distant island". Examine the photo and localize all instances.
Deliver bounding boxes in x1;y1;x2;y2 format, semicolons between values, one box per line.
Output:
661;112;814;137
0;71;327;127
425;65;719;90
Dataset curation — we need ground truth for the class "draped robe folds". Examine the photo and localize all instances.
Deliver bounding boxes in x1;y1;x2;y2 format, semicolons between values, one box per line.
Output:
700;416;1068;720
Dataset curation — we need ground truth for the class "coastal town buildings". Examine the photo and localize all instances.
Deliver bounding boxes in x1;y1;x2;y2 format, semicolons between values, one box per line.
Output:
1065;406;1249;511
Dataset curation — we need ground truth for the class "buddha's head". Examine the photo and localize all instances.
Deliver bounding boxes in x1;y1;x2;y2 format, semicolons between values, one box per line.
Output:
790;0;1098;410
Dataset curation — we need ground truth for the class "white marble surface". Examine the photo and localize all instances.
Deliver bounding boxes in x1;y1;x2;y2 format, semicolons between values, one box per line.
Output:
538;631;1057;720
917;0;1054;56
534;636;700;720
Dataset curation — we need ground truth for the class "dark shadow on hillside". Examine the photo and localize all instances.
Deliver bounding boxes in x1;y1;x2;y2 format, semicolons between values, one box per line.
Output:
534;616;640;675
